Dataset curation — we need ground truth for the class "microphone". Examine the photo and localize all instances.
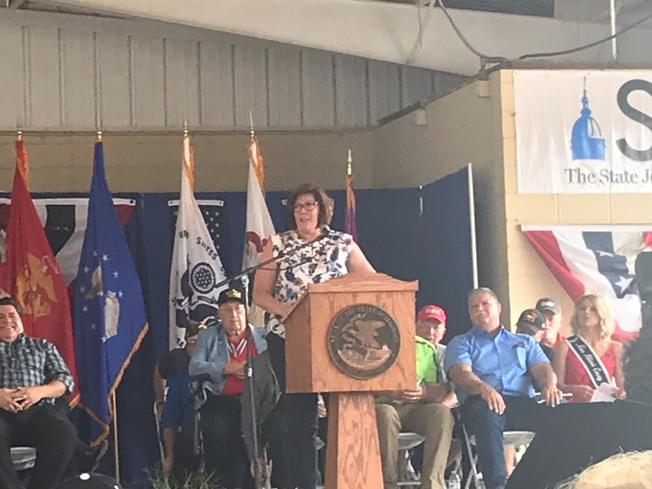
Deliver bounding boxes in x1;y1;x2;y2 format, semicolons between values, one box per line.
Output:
318;224;331;238
307;225;330;244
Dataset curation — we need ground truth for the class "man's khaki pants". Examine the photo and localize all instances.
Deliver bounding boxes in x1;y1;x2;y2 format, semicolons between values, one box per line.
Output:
375;402;454;489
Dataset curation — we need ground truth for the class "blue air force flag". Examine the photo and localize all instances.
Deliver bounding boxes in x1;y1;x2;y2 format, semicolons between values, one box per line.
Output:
168;133;227;348
73;142;148;445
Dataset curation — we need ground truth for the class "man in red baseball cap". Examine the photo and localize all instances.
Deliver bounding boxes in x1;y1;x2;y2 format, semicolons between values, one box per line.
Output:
415;304;457;407
376;303;457;489
417;305;448;349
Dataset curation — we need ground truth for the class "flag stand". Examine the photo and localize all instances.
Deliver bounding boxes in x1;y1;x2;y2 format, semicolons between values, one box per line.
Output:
112;392;121;483
241;273;265;489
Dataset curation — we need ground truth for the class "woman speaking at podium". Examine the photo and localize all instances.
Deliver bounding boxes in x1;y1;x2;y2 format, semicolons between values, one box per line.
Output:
254;182;375;489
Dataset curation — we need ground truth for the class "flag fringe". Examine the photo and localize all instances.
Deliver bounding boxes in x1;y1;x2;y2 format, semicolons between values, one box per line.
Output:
79;322;150;447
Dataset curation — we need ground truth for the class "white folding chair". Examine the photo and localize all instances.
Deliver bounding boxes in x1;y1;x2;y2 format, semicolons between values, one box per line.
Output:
397;432;425;487
461;426;535;489
153;401;165;463
10;446;36;472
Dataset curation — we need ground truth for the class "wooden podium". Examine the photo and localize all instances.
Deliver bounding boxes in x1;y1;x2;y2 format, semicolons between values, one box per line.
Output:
284;273;418;489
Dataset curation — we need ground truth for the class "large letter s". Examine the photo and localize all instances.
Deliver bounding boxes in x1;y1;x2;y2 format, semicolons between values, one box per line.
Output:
616;79;652;162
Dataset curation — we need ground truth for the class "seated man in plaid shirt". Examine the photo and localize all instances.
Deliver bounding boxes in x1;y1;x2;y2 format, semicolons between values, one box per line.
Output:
0;296;77;489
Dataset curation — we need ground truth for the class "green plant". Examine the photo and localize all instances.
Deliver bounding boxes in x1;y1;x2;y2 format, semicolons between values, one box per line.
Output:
148;465;223;489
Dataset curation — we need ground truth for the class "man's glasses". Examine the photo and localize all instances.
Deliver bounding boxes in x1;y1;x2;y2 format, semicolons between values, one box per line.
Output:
292;201;318;212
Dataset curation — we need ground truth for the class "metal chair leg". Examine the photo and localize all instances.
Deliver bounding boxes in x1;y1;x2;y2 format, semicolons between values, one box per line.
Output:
462;424;482;489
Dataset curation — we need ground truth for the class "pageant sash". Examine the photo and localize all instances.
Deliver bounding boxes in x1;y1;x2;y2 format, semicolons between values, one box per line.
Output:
566;335;612;388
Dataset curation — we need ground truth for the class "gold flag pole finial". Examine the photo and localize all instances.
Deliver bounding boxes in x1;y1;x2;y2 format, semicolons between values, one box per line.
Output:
183;119;189;138
16;115;23;141
96;130;103;142
248;110;255;140
347;149;353;177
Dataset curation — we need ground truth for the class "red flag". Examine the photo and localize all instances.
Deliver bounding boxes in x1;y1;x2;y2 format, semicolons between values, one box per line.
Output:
0;138;79;402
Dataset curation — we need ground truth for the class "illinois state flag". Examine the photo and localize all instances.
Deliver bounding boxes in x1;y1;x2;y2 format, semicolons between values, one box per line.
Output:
243;136;275;325
73;142;148;445
169;132;227;348
523;225;652;341
0;138;78;399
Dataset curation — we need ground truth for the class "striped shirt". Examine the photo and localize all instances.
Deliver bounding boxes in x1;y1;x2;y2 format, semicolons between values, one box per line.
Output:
0;334;74;403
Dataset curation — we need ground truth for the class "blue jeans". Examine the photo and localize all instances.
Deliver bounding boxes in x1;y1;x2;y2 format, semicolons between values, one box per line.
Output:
462;395;542;489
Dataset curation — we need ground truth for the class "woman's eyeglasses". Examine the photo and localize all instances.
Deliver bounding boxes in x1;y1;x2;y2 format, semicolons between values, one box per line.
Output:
292;202;318;212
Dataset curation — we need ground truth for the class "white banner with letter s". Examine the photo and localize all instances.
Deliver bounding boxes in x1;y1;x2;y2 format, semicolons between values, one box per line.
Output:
515;70;652;194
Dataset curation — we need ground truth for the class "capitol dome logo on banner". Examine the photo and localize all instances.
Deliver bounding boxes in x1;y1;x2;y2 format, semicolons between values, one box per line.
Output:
571;80;606;162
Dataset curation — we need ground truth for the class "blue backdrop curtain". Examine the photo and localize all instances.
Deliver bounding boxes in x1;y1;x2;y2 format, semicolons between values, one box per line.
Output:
417;167;476;340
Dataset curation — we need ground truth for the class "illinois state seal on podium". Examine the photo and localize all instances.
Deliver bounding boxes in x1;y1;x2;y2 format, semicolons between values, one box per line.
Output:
327;303;401;380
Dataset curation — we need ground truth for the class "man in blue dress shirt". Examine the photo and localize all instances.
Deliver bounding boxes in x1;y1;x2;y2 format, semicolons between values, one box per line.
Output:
444;288;562;489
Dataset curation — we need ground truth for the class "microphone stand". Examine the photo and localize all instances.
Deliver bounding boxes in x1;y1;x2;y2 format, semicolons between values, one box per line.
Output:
240;273;267;489
213;226;330;292
214;227;329;489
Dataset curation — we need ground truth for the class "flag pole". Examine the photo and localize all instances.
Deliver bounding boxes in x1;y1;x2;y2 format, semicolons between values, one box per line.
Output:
347;149;353;177
15;128;29;189
112;392;121;482
248;110;255;140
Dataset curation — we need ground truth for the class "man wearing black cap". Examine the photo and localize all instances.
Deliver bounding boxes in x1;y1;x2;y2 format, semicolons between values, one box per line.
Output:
516;308;553;360
189;287;268;489
535;297;563;351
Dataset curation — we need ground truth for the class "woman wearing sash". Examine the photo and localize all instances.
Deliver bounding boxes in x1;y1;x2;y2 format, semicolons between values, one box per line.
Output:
552;294;625;403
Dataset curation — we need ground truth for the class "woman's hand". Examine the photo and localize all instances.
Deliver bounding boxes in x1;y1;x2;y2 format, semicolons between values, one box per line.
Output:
278;301;295;320
572;385;595;402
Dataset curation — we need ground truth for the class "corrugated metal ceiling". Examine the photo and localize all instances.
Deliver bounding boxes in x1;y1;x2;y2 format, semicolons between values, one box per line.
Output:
382;0;554;17
3;0;555;17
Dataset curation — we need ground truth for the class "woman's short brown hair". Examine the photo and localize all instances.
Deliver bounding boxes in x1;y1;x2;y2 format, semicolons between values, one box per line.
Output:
285;183;333;230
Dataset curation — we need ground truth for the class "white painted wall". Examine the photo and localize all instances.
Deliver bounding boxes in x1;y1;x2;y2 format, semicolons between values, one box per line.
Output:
0;9;466;131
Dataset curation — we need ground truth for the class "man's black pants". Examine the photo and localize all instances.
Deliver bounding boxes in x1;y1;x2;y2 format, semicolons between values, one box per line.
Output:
200;395;253;489
265;333;318;489
0;403;77;489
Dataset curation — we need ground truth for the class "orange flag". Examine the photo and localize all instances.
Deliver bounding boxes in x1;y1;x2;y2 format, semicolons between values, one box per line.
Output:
0;137;79;401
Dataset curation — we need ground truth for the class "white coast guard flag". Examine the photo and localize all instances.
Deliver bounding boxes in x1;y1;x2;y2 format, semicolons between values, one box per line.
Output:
242;136;275;325
169;133;227;348
522;225;652;340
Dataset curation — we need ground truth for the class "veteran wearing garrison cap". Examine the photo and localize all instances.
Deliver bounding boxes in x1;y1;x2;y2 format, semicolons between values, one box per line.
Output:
189;287;268;489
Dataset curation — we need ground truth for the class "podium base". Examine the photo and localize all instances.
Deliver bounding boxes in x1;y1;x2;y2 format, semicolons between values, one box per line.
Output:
325;392;383;489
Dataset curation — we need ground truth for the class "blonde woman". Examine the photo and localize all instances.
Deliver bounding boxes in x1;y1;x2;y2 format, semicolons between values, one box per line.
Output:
552;294;625;403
